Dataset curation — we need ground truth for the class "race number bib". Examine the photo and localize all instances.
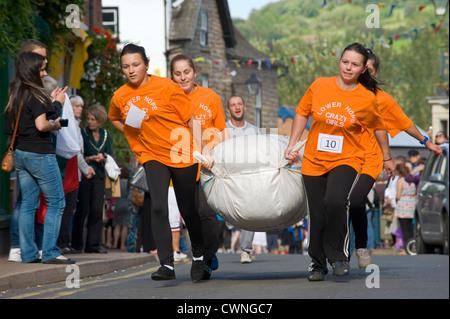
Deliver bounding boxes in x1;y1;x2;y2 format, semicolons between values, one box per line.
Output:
317;133;344;154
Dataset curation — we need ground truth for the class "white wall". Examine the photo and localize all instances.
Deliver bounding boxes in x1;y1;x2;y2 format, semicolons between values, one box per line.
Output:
102;0;169;77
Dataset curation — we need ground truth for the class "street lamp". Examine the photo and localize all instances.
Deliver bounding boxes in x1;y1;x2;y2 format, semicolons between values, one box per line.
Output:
246;71;262;128
430;0;449;16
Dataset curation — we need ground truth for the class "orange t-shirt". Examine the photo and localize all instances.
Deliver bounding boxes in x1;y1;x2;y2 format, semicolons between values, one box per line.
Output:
108;75;196;167
360;89;414;179
188;85;227;150
296;76;386;176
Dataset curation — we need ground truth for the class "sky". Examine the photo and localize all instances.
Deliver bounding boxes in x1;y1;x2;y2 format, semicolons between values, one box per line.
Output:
227;0;279;19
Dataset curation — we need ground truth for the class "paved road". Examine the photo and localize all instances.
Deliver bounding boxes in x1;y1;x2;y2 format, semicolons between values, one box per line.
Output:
1;253;448;302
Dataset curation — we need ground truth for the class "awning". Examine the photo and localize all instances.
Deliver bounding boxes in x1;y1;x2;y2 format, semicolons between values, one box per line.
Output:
48;27;92;89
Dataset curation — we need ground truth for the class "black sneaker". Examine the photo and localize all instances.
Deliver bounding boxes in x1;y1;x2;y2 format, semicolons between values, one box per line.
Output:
202;265;212;280
331;260;350;276
307;271;325;281
191;259;205;282
151;266;176;281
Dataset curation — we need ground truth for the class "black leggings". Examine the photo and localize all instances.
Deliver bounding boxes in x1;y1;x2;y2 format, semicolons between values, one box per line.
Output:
196;182;220;267
348;173;376;250
144;161;203;266
302;165;358;274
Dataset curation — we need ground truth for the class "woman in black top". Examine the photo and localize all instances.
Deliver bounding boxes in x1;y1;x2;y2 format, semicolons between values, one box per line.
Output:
71;104;112;253
4;52;74;264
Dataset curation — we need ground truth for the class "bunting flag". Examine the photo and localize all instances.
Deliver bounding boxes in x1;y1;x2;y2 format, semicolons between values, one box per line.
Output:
305;54;312;64
319;0;433;15
290;56;298;65
388;4;396;17
187;8;447;71
432;19;445;33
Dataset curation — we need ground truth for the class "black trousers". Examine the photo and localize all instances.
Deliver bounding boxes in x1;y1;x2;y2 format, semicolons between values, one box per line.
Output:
348;173;376;250
72;174;105;251
144;161;203;267
57;188;78;249
139;192;157;252
302;165;358;274
196;182;220;267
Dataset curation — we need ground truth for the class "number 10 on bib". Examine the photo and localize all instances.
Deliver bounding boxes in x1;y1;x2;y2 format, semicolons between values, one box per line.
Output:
317;133;344;154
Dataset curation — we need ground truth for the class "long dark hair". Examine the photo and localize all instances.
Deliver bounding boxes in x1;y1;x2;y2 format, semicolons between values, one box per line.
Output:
341;43;380;94
5;52;52;125
366;48;381;72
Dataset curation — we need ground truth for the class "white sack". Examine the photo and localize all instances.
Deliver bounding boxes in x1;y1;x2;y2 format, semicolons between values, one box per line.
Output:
200;134;308;232
105;155;121;180
56;93;81;159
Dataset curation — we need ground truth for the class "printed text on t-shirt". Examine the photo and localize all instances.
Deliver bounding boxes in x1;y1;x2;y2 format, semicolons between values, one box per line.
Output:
316;102;356;127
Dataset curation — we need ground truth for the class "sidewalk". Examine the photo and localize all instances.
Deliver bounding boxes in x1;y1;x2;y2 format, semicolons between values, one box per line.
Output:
0;250;158;292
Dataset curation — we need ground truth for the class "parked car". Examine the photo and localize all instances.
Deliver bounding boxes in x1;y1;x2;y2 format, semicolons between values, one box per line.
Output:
415;141;449;255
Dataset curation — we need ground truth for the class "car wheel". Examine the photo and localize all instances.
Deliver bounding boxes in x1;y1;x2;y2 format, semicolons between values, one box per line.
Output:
405;238;417;255
442;211;449;255
415;215;435;254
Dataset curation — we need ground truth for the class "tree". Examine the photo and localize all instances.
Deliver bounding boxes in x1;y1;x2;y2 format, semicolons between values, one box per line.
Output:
236;0;449;128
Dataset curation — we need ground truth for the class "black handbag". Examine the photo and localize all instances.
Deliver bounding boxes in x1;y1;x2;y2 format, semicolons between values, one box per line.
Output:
130;166;148;192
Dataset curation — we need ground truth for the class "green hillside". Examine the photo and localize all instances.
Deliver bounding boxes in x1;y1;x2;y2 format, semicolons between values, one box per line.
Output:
233;0;449;129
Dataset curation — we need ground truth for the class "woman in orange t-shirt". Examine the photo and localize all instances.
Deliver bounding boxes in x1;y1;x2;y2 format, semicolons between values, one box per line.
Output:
170;54;228;278
285;43;395;281
349;49;442;267
108;44;212;282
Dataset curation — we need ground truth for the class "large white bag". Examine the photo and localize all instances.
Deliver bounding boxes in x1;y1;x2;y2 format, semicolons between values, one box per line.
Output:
198;134;308;232
55;93;81;159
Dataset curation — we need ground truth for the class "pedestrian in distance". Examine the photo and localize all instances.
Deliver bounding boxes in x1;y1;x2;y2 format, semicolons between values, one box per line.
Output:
435;131;448;145
225;96;259;264
112;167;130;250
71;104;112;254
170;53;229;279
226;96;259;137
4;51;74;264
348;48;442;268
394;162;416;248
58;95;94;256
285;42;396;281
109;43;212;282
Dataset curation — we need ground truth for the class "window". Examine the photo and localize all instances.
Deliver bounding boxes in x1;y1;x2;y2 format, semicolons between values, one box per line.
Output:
199;10;208;47
102;7;119;38
201;74;209;88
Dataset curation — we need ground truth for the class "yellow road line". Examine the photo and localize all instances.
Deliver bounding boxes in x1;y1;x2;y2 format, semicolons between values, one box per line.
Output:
7;264;162;299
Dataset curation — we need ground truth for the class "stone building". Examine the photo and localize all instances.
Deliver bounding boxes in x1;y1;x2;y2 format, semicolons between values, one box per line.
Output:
169;0;282;129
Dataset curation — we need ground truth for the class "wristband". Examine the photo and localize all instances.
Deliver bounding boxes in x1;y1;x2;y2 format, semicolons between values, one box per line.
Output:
419;136;428;145
383;157;392;162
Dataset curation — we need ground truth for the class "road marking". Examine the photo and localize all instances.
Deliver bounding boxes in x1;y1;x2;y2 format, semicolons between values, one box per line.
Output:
6;264;163;299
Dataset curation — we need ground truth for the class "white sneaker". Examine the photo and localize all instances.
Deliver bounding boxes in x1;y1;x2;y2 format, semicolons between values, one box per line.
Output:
356;248;371;268
240;251;252;264
174;251;188;262
8;248;22;262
